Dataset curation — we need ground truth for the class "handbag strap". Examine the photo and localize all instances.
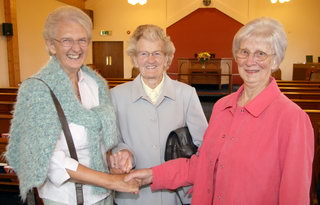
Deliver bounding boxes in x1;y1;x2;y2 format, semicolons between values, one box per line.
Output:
30;78;84;205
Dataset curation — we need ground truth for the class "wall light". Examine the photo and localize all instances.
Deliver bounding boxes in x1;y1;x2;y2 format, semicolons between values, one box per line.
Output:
128;0;147;5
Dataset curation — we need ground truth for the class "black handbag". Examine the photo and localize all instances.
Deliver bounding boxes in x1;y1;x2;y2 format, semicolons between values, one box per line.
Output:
165;127;198;161
164;127;198;204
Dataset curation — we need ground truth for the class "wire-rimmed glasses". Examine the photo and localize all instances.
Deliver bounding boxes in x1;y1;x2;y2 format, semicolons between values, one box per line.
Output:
54;38;89;48
236;49;274;62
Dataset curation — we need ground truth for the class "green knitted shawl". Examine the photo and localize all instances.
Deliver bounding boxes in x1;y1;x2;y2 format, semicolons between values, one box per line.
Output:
5;57;117;200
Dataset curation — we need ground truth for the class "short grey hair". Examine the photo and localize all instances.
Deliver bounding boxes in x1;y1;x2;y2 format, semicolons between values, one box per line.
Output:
232;17;287;71
43;6;92;41
127;24;175;68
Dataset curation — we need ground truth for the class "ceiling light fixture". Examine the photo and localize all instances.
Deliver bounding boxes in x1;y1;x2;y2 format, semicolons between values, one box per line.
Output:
128;0;147;5
271;0;290;3
203;0;211;6
270;0;290;4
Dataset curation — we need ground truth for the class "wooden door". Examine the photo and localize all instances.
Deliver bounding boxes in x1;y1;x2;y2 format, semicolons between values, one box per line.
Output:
92;41;124;78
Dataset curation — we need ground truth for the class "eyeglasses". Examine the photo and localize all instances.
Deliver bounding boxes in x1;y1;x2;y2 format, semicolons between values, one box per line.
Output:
54;38;89;48
236;49;274;62
137;51;165;59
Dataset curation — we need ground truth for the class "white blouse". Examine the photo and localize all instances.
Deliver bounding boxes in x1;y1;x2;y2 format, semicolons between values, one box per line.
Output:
38;70;108;205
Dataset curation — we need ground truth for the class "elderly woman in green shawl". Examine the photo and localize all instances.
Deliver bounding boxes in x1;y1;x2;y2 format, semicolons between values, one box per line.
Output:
6;6;138;205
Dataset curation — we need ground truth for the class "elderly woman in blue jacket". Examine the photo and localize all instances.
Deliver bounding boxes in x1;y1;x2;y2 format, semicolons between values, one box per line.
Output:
6;6;138;205
109;24;208;205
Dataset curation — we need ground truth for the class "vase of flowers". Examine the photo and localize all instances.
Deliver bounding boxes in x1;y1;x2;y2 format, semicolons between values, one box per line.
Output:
197;52;211;69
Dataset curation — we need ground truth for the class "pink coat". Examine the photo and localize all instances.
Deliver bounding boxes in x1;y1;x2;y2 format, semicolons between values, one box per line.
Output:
151;78;314;205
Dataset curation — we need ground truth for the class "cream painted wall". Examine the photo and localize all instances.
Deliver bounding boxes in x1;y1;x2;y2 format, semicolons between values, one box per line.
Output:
166;0;249;28
253;0;320;80
85;0;166;78
1;0;319;85
0;0;9;87
166;0;201;26
213;0;250;23
16;0;66;81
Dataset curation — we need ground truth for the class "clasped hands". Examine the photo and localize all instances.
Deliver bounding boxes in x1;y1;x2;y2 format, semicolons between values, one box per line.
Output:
107;150;153;194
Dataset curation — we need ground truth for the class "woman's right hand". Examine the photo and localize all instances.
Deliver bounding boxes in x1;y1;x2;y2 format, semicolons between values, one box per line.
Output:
124;168;153;187
108;174;140;193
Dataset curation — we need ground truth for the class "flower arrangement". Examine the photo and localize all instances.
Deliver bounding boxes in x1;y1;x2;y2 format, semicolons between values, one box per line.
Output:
197;52;211;64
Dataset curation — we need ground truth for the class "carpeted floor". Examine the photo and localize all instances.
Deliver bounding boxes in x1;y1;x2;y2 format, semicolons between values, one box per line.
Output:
197;84;240;121
0;192;25;205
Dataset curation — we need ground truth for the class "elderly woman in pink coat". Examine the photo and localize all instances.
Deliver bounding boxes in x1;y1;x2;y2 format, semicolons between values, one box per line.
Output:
125;17;314;205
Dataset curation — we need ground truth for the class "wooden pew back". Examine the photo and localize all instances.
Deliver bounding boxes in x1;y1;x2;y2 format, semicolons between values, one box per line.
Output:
106;78;133;82
283;92;320;100
279;87;320;92
277;83;320;87
0;93;16;101
305;110;320;205
0;114;12;134
0;87;18;93
277;80;320;84
107;78;133;88
291;99;320;110
0;101;15;115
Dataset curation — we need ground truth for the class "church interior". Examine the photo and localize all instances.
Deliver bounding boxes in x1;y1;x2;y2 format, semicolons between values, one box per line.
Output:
0;0;320;204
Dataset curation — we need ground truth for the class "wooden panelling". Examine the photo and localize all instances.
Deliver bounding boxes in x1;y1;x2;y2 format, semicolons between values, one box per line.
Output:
4;0;21;86
56;0;85;9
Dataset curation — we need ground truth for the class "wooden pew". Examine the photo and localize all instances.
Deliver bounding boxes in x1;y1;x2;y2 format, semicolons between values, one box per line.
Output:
0;138;8;163
106;78;133;88
283;92;320;100
107;81;130;88
108;83;121;88
306;109;320;165
107;80;131;84
0;101;15;115
0;173;19;193
0;138;43;204
0;93;16;101
0;114;12;134
106;78;133;82
312;120;320;205
305;110;320;205
306;109;320;127
292;99;320;110
0;78;133;95
276;80;320;84
0;138;19;193
0;87;18;93
279;87;320;92
277;83;320;87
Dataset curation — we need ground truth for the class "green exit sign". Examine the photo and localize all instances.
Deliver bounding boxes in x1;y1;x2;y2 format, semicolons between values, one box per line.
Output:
100;30;112;36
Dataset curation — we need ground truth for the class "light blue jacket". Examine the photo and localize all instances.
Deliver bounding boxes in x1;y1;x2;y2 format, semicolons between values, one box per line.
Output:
111;74;208;205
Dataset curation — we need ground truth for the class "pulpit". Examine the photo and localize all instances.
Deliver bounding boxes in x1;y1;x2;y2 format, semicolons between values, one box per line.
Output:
177;58;232;87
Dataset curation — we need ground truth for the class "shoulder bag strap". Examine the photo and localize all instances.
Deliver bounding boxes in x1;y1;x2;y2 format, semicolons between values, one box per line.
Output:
30;78;84;205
